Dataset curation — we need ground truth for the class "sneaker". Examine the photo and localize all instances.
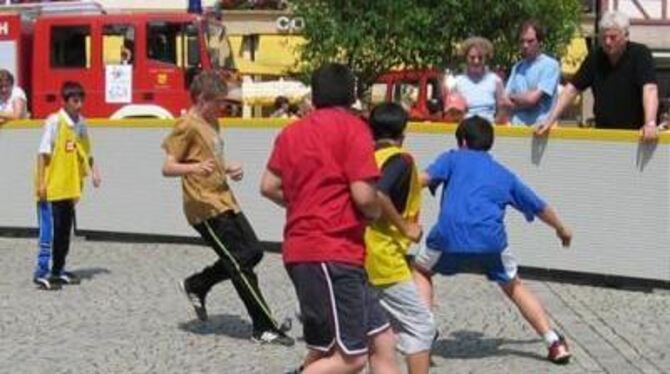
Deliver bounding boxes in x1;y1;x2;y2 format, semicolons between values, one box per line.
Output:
33;276;62;291
179;280;208;321
547;335;572;364
252;330;295;347
52;271;81;285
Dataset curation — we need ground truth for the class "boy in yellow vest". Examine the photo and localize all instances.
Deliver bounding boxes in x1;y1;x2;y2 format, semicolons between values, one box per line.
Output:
365;103;436;374
33;81;102;290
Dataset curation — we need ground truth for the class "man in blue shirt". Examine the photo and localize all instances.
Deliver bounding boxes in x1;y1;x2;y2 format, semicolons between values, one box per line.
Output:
412;116;574;364
505;20;560;126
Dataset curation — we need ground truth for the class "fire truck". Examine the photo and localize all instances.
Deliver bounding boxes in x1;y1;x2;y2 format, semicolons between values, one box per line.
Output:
0;4;238;119
371;69;454;122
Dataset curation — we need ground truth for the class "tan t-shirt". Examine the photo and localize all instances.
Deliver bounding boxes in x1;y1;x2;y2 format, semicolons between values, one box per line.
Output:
162;113;240;225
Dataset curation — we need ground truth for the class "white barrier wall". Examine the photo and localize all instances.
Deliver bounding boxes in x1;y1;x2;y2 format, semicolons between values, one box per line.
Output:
1;119;668;282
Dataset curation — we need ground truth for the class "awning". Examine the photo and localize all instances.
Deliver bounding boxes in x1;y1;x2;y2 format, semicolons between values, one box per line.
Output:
561;36;588;75
229;34;305;76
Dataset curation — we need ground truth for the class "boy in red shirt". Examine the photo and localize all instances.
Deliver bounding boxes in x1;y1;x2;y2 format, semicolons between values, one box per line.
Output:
261;64;399;374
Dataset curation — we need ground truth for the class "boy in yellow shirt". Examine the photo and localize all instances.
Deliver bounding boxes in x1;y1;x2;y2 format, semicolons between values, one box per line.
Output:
33;81;101;290
365;103;436;374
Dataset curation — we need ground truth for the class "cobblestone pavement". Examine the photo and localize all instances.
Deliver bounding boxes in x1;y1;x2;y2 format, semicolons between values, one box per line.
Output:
1;237;668;374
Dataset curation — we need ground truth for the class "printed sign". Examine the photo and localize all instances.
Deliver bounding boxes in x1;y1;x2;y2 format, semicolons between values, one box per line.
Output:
0;22;8;37
105;64;132;104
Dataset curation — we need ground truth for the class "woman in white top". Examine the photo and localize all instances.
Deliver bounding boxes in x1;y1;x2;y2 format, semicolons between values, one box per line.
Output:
0;69;28;125
452;37;508;124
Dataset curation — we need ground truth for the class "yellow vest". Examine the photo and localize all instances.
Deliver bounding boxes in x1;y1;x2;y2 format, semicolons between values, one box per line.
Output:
36;114;91;201
365;145;422;286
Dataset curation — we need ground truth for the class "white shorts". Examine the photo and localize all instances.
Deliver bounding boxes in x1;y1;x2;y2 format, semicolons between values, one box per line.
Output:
376;280;436;354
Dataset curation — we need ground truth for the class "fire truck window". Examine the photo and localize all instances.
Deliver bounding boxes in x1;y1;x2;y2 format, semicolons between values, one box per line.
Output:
369;83;387;105
103;25;135;65
50;26;91;69
185;23;200;68
426;78;443;115
147;22;179;65
393;81;420;112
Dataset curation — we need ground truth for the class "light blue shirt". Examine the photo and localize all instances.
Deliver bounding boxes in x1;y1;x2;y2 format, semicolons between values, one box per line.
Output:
454;72;499;123
506;53;560;126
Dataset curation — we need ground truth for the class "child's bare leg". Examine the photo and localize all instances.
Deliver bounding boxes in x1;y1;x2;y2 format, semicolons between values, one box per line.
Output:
406;351;431;374
368;328;400;374
301;347;366;374
412;268;434;310
301;349;326;370
499;276;550;335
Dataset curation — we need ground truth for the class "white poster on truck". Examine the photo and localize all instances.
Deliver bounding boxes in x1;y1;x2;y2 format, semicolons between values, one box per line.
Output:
105;65;132;103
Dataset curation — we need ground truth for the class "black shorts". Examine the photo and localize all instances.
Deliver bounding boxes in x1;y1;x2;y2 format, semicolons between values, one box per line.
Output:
287;262;390;355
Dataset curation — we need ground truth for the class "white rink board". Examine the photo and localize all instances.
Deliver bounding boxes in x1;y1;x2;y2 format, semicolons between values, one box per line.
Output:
0;121;668;281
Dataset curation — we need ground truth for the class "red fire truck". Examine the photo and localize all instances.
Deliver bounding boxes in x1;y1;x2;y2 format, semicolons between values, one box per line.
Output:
372;69;453;122
0;6;235;119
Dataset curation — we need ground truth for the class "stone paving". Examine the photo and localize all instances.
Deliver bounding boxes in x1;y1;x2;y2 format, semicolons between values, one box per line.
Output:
0;237;668;374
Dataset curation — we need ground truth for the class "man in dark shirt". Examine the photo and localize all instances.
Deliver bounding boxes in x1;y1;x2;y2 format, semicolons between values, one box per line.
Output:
536;11;659;140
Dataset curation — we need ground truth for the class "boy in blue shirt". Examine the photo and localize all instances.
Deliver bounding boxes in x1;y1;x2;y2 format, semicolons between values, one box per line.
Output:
413;116;573;364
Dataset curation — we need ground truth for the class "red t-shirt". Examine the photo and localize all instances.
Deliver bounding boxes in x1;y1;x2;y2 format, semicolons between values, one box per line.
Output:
267;107;379;266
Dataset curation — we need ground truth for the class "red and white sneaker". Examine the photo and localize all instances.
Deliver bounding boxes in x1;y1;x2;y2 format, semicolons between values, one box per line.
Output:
548;335;572;364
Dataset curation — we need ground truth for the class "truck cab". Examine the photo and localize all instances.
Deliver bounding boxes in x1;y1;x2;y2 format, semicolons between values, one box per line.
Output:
29;12;236;119
371;69;452;122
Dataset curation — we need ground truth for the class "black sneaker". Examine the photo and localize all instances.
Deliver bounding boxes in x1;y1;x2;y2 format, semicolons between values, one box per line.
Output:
179;280;208;321
52;271;81;285
33;276;62;291
252;330;295;346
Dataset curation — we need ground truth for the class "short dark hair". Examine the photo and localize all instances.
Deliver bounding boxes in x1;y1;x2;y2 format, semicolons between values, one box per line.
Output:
274;95;289;109
190;71;228;103
369;102;408;140
61;81;85;101
311;63;355;109
519;19;545;43
455;116;494;151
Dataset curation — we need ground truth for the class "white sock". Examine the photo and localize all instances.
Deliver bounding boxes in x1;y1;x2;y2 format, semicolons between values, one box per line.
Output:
543;330;560;347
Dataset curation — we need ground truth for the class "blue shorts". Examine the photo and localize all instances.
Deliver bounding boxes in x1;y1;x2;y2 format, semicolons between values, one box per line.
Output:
413;247;518;284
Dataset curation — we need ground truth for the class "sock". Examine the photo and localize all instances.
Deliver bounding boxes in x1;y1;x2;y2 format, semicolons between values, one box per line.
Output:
543;330;560;347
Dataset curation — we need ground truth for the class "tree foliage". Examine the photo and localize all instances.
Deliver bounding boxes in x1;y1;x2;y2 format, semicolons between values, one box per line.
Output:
291;0;582;88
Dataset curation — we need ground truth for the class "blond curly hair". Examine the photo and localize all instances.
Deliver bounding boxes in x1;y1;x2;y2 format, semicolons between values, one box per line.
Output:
460;36;494;60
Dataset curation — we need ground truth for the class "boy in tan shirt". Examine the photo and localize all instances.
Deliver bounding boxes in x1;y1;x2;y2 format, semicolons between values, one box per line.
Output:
161;71;292;346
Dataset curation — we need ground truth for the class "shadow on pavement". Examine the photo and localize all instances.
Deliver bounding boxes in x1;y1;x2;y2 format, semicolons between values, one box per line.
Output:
433;330;546;362
178;313;252;340
71;267;111;281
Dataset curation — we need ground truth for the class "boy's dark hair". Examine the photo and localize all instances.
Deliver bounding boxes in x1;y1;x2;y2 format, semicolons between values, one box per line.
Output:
0;69;15;85
311;63;355;109
455;116;494;151
274;95;289;109
61;81;85;101
189;71;228;103
369;102;408;140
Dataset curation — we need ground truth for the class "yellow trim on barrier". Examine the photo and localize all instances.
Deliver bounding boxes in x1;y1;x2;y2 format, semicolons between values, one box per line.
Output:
2;119;669;144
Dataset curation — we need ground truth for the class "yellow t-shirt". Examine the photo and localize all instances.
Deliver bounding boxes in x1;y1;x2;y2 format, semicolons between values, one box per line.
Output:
365;145;422;286
35;111;91;201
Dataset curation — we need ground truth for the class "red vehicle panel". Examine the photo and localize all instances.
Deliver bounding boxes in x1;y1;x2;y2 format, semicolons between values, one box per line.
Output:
29;12;217;119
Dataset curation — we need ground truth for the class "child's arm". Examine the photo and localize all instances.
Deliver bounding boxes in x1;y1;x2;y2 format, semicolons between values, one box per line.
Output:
537;205;572;247
377;191;422;243
350;180;381;221
161;154;215;177
89;157;101;188
260;169;285;207
36;154;49;201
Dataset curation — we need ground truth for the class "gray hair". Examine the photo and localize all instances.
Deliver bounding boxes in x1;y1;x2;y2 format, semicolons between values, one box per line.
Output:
599;11;630;33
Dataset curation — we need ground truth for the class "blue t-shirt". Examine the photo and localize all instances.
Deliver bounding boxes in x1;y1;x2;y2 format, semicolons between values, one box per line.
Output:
425;149;546;254
454;72;499;123
505;53;560;126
